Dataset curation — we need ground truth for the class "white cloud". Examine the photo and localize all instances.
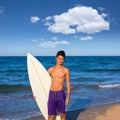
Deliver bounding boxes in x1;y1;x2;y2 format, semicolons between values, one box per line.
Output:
39;38;69;48
52;36;58;41
30;16;40;23
98;7;105;11
101;13;108;18
0;7;4;14
45;16;53;26
46;16;52;21
79;36;93;41
45;6;109;34
44;22;52;26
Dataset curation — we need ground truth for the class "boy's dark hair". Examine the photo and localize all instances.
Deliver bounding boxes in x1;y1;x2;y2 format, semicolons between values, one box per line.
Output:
56;50;65;58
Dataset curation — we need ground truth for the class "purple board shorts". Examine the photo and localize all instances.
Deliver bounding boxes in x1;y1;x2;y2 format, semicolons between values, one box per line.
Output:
48;90;66;115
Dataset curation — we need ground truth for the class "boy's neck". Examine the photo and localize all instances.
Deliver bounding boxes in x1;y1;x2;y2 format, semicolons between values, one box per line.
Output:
56;63;62;67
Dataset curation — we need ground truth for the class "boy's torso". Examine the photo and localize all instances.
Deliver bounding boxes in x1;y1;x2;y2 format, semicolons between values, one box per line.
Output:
50;66;67;91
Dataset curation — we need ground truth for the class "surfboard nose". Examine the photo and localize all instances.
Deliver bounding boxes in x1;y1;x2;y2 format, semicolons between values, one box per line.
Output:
27;53;32;57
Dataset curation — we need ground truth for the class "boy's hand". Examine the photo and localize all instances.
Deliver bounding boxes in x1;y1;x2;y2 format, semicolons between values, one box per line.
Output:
65;97;70;105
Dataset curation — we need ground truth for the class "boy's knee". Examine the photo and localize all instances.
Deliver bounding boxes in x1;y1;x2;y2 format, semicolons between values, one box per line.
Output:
48;115;54;120
60;113;66;120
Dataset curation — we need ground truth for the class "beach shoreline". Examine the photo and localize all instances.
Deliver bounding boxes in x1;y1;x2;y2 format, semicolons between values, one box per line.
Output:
26;102;120;120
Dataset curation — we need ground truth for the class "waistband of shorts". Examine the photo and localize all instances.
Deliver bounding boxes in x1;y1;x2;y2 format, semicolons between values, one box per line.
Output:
49;89;64;93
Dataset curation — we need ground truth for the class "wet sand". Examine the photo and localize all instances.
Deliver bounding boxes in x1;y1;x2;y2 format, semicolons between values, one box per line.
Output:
77;102;120;120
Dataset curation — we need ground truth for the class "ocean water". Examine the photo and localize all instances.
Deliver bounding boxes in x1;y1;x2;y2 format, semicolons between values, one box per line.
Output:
0;56;120;120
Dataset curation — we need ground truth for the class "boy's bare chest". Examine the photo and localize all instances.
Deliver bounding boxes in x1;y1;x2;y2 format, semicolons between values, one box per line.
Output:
51;69;66;78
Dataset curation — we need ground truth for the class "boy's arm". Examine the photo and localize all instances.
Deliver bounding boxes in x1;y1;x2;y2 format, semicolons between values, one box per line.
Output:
48;67;52;76
65;68;71;105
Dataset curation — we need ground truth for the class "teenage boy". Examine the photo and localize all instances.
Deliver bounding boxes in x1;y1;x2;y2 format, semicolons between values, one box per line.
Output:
48;50;71;120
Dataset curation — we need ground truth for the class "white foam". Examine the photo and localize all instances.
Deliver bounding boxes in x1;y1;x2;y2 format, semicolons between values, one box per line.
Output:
99;84;120;88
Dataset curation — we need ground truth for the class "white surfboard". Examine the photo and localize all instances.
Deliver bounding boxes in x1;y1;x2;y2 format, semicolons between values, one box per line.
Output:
27;53;60;120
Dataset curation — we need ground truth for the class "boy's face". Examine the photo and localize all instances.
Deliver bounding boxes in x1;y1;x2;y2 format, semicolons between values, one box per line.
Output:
56;55;64;65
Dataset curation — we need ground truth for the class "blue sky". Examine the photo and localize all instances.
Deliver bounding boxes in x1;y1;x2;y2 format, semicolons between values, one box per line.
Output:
0;0;120;56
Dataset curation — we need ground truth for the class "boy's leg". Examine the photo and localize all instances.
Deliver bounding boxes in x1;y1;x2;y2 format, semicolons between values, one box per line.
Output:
48;91;56;120
57;90;66;120
59;113;66;120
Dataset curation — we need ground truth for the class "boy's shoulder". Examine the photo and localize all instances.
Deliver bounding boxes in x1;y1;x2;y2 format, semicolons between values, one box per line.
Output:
62;66;69;73
48;66;55;71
